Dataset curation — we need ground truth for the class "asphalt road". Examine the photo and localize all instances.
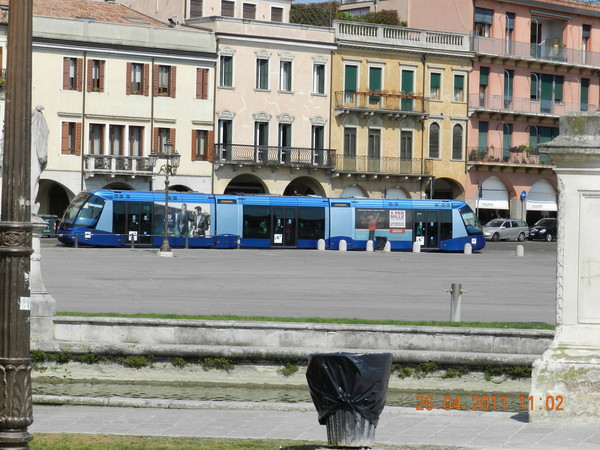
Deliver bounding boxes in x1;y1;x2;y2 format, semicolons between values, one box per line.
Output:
40;240;557;324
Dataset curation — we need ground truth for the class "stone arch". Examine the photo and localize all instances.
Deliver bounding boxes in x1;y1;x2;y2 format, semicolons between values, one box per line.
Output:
385;186;410;199
283;177;326;197
38;179;73;217
340;185;367;198
103;181;134;190
430;177;464;200
224;174;268;194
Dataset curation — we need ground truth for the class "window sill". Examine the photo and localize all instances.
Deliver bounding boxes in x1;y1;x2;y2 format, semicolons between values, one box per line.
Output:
218;85;235;90
277;90;294;95
254;88;271;93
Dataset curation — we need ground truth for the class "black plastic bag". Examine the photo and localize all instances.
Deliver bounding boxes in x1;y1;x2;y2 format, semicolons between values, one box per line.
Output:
306;352;392;426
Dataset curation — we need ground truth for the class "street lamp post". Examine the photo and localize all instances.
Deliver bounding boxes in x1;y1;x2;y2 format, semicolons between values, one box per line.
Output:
0;0;34;448
149;140;180;256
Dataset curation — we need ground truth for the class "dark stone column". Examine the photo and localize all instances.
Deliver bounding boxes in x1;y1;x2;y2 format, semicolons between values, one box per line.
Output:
0;0;34;447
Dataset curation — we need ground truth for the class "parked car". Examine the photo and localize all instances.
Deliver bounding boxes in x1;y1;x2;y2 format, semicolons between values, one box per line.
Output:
483;218;529;242
528;218;557;242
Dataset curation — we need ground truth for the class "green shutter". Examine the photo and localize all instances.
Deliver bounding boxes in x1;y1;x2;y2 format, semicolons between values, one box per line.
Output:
345;65;357;92
554;76;563;102
430;72;441;89
478;121;488;150
401;70;413;92
454;74;464;90
480;67;489;86
369;67;382;92
581;78;589;111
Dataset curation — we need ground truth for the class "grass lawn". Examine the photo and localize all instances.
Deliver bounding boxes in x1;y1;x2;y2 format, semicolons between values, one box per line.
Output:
31;434;437;449
57;312;554;330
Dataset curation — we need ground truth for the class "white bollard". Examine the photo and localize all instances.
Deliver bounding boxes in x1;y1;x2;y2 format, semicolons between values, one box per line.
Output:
339;239;347;251
463;243;472;255
384;241;391;253
516;245;524;257
317;239;325;251
412;241;421;253
366;240;374;252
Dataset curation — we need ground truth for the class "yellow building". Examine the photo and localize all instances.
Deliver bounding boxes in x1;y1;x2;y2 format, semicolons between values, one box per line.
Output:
330;21;472;200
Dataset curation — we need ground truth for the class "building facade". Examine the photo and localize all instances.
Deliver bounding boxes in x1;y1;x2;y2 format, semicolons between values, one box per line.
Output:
331;21;472;199
0;0;217;216
186;16;337;196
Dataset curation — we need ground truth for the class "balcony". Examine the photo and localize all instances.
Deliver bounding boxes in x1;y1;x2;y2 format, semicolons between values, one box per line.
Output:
334;20;470;53
467;146;554;167
473;36;600;68
84;155;154;177
469;93;597;118
332;154;428;177
215;144;335;169
335;91;427;117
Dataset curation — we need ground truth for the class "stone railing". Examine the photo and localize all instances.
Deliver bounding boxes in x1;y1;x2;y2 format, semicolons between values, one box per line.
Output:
84;155;154;176
334;20;470;52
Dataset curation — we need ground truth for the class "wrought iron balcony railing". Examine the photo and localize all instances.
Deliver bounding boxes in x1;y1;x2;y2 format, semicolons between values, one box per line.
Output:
335;91;427;115
332;154;426;175
467;146;554;166
84;155;154;175
469;93;598;116
215;144;335;169
473;36;600;67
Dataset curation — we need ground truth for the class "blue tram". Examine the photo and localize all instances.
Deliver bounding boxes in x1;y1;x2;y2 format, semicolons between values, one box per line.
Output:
57;190;485;251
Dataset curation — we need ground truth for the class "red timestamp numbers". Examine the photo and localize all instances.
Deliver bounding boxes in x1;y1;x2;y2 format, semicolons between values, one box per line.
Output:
416;395;565;412
416;395;507;411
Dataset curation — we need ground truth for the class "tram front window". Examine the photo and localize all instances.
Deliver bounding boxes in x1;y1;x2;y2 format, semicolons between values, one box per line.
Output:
460;206;483;235
62;194;106;229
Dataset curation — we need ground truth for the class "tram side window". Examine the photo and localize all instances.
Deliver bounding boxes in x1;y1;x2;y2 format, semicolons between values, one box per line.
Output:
459;206;483;235
440;210;452;241
113;201;126;236
243;206;271;238
298;207;325;240
73;196;105;229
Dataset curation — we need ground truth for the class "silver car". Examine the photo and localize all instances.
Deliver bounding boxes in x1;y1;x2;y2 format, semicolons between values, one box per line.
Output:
483;218;529;242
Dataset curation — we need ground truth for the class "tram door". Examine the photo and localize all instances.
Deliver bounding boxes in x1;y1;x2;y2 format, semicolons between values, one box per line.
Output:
414;210;439;250
272;207;297;247
126;202;153;245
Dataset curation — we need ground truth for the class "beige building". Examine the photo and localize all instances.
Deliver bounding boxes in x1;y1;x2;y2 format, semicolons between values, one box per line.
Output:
0;0;217;216
186;16;337;196
331;21;472;199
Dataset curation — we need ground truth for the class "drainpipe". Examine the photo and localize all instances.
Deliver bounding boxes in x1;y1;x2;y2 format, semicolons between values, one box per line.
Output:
150;57;155;191
80;51;87;191
421;54;427;199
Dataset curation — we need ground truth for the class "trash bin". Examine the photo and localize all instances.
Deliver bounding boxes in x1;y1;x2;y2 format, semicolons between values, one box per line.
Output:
375;236;387;251
306;352;392;448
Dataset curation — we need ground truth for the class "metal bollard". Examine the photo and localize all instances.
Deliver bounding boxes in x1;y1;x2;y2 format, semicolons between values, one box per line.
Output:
412;241;421;253
516;245;524;257
449;283;467;322
130;236;135;250
74;234;79;248
463;243;472;254
237;237;241;249
366;240;374;252
185;234;189;249
339;239;347;251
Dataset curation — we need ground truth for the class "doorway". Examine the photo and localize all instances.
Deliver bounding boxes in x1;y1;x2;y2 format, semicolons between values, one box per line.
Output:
272;207;297;247
414;210;439;250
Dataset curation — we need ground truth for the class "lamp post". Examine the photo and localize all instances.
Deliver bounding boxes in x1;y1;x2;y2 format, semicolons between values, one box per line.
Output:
0;0;34;448
149;140;180;255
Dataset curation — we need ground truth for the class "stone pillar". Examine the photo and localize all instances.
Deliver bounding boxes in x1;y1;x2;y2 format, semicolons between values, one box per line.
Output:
30;216;56;342
530;112;600;422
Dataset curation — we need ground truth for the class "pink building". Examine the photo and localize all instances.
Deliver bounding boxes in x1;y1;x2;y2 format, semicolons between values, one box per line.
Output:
342;0;600;224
